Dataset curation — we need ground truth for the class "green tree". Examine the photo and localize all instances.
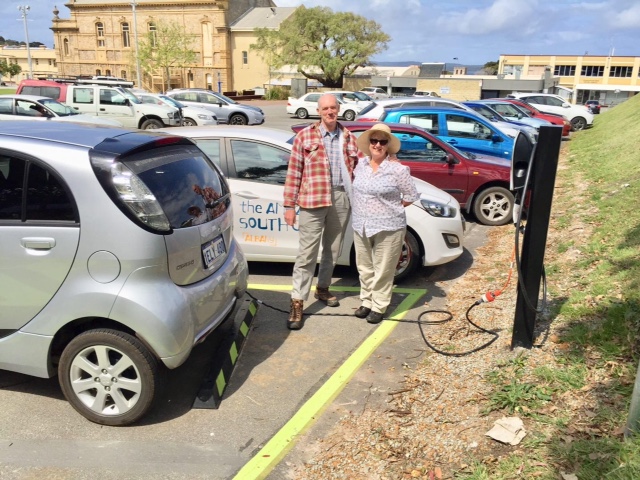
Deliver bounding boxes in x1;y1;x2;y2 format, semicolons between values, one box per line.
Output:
251;6;390;88
136;21;197;91
0;60;21;82
482;60;499;75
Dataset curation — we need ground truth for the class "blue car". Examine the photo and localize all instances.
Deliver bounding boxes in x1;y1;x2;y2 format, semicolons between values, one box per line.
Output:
380;106;515;160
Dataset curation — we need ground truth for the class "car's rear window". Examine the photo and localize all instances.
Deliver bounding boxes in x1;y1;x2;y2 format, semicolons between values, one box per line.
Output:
123;145;230;229
20;86;61;100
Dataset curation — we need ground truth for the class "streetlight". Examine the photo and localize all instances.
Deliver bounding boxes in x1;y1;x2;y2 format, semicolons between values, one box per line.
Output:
131;0;142;88
17;5;33;79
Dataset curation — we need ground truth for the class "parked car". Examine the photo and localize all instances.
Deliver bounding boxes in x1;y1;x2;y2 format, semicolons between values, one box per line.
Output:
413;90;440;97
462;101;540;141
585;99;601;114
506;93;594;131
355;97;525;139
136;92;218;126
165;89;265;125
293;122;514;226
358;87;389;99
326;90;374;105
0;94;123;127
380;106;516;160
497;98;572;137
0;121;248;426
286;92;365;121
468;100;552;130
159;125;465;279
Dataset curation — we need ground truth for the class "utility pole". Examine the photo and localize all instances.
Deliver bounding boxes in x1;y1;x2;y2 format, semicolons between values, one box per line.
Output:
131;0;142;89
18;5;33;79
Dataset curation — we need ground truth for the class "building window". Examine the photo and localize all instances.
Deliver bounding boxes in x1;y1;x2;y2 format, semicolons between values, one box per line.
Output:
581;65;604;77
105;69;111;76
148;23;157;47
121;70;127;79
242;51;248;65
35;59;39;66
96;69;102;76
610;66;632;78
554;65;576;76
48;59;52;65
63;38;69;56
96;22;105;47
122;22;130;48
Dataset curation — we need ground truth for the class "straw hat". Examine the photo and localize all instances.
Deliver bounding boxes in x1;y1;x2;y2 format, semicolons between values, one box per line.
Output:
356;123;401;156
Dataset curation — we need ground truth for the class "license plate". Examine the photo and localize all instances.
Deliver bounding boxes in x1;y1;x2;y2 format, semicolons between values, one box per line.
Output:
201;235;226;269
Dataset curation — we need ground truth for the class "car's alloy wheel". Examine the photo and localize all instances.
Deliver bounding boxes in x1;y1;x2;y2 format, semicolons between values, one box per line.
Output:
571;116;586;131
473;186;514;226
182;117;197;126
229;114;247;125
141;119;163;129
58;329;159;426
296;108;309;119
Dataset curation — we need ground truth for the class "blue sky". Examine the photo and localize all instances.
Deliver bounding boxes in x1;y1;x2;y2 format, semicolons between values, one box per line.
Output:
2;0;639;65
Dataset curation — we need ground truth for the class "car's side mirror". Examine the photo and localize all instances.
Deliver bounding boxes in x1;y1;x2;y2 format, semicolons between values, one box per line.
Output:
444;153;457;164
517;113;523;119
492;134;504;143
562;103;570;108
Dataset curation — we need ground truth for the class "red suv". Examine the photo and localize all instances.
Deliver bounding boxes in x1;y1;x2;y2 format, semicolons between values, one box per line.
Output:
292;122;514;226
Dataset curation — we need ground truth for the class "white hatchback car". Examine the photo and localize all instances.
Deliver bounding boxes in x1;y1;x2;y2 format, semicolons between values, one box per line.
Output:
137;93;218;126
506;93;594;131
359;87;389;99
286;92;366;121
160;126;465;281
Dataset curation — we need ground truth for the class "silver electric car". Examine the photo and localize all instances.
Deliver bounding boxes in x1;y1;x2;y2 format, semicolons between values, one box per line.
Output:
0;121;248;426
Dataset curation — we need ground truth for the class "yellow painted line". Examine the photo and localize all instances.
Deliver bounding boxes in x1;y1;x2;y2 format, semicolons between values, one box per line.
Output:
233;284;426;480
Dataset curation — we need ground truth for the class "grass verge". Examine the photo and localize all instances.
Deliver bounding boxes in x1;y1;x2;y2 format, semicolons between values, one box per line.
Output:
457;96;640;479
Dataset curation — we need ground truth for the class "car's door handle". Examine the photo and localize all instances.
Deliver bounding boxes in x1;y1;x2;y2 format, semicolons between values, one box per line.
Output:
447;139;458;145
235;191;260;199
99;108;106;111
21;237;56;250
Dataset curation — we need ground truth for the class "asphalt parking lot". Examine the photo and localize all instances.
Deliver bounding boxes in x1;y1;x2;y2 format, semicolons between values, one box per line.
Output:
0;103;490;479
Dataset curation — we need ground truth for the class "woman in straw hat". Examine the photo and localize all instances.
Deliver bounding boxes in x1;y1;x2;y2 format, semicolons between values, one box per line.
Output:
352;123;420;324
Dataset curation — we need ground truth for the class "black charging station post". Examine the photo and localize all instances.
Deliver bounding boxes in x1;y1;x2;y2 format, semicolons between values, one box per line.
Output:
511;125;563;349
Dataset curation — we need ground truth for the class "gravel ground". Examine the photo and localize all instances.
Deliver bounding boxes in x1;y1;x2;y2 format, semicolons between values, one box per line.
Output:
284;144;583;479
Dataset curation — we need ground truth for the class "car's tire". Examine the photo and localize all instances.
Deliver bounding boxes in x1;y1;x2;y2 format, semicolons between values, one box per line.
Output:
473;186;514;226
343;110;356;121
394;230;420;282
141;119;163;129
229;113;247;125
571;116;587;131
182;117;197;126
58;328;160;426
296;108;309;119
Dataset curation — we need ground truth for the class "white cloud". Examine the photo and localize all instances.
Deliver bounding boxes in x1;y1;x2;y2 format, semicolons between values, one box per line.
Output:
435;0;540;35
608;4;640;28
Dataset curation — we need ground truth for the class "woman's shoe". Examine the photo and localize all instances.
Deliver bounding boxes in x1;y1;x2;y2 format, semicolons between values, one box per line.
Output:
354;306;371;318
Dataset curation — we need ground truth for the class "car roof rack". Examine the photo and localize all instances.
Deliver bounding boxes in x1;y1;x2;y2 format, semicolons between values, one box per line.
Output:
34;75;134;88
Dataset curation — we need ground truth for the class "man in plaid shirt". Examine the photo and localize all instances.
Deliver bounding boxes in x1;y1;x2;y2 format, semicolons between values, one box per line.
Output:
283;93;364;330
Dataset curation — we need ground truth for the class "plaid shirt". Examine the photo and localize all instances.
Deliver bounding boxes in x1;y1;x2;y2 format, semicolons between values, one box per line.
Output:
284;122;363;209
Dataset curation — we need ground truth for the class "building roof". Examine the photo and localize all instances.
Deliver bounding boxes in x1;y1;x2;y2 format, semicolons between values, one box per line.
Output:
231;7;297;30
418;63;445;77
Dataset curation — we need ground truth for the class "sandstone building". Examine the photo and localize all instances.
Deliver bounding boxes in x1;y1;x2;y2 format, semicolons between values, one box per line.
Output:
50;0;285;92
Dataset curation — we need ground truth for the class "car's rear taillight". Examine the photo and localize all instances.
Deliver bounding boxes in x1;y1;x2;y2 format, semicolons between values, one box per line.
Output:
110;162;171;232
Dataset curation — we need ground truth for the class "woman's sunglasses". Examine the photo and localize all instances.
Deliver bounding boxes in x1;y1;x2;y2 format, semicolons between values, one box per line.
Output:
369;138;389;146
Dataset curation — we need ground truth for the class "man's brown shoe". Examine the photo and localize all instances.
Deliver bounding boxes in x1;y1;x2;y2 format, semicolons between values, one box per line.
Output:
287;299;304;330
314;287;339;307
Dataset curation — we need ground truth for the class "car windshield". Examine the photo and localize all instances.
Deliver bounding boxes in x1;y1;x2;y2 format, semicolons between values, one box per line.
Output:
158;95;184;108
120;88;142;104
212;92;238;105
508;104;532;118
38;99;78;116
352;92;372;101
